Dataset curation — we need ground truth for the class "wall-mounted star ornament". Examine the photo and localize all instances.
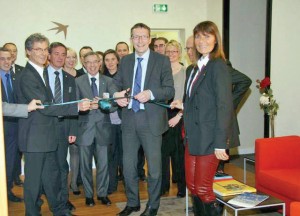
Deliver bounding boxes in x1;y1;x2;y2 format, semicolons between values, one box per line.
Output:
48;21;69;39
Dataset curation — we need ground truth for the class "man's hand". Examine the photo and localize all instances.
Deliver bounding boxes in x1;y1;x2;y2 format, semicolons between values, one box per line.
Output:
90;98;99;110
68;136;76;144
134;90;151;103
78;98;91;111
28;99;44;112
115;88;130;107
168;115;181;128
170;100;183;110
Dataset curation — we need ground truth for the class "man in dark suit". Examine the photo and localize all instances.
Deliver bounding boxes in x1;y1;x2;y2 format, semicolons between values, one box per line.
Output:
114;23;175;216
0;47;23;202
76;51;118;207
3;42;25;186
77;46;93;75
47;42;78;211
16;33;90;216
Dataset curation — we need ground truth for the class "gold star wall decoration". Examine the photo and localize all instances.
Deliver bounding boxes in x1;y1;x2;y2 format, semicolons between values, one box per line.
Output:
48;21;69;39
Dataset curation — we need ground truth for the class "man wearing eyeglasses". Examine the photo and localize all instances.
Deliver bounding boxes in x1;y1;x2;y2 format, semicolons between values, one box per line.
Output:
153;37;168;55
114;23;174;216
16;33;90;216
75;51;118;208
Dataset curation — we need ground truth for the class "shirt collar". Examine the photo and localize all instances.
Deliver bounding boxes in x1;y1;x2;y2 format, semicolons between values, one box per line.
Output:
28;60;44;74
88;72;100;81
134;48;150;61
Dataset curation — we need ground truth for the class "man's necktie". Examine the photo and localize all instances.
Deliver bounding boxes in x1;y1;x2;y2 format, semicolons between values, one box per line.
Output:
132;57;143;112
54;71;62;103
5;73;14;103
91;77;98;97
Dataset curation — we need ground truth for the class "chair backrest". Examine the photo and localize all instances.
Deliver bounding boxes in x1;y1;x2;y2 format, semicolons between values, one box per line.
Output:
255;135;300;170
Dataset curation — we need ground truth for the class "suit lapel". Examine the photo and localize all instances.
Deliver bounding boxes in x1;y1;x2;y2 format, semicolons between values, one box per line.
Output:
82;74;94;100
189;63;208;99
144;51;155;89
98;74;106;98
62;71;70;102
127;54;135;89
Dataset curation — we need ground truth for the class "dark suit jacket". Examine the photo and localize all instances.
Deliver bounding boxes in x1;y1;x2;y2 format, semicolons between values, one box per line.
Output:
16;62;78;152
47;68;78;138
14;64;24;74
76;73;118;146
183;58;233;155
114;50;175;136
76;68;86;77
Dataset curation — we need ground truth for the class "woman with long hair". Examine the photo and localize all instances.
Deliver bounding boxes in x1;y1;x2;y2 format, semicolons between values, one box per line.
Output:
171;21;233;215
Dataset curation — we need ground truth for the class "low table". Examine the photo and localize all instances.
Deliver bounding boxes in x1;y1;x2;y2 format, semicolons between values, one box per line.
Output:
243;155;255;183
216;192;285;216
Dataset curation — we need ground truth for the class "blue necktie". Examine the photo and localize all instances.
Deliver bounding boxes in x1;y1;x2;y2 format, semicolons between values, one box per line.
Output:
91;77;98;97
5;73;14;103
132;58;143;112
54;71;62;103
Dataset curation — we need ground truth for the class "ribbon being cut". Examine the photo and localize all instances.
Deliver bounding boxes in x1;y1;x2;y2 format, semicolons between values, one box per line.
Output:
40;95;170;110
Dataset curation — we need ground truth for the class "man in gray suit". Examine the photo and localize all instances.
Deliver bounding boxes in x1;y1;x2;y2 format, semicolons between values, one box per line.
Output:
76;51;118;207
2;99;43;117
114;23;175;216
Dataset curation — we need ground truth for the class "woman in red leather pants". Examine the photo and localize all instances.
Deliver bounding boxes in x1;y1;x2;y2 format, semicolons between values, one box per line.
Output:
171;21;234;216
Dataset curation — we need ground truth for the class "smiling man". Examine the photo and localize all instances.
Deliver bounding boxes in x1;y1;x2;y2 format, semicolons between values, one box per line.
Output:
75;51;118;208
16;33;90;216
114;23;174;216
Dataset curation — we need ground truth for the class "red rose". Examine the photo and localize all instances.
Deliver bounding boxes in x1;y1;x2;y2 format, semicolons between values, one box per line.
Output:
260;77;271;89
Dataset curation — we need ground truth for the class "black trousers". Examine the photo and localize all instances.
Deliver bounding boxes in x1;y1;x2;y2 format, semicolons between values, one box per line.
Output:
161;120;186;194
23;151;69;216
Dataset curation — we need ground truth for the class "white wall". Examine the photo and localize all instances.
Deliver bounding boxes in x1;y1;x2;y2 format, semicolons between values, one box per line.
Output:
271;0;300;136
0;0;207;68
229;0;267;154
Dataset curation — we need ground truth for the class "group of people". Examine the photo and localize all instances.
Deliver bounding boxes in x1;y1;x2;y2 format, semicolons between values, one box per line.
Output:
1;20;252;216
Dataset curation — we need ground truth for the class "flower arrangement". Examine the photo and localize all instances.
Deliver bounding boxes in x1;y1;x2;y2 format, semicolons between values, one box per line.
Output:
256;77;279;116
256;77;279;137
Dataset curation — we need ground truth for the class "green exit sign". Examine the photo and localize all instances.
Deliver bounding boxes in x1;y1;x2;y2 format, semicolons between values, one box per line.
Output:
153;4;168;13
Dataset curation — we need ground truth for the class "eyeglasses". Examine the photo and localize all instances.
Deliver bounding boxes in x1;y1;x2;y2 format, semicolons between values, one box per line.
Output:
154;44;165;49
32;48;49;53
165;50;179;55
184;47;194;51
131;35;149;41
85;60;99;65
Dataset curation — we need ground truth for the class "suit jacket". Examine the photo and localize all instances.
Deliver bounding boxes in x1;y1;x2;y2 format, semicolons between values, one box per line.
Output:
114;50;175;136
75;73;118;146
16;62;78;152
76;68;86;77
183;58;233;155
47;68;78;138
14;64;24;75
1;70;20;125
2;102;27;118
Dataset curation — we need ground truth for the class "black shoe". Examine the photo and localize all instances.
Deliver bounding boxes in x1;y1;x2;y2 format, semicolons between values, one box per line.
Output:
66;200;76;211
176;191;186;198
97;196;111;206
85;198;95;207
140;206;158;216
117;206;140;216
70;186;81;195
8;192;23;202
14;177;24;187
